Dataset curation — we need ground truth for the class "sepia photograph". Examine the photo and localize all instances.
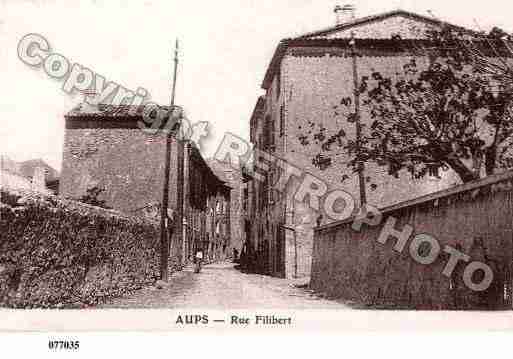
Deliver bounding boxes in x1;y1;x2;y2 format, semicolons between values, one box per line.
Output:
1;0;513;354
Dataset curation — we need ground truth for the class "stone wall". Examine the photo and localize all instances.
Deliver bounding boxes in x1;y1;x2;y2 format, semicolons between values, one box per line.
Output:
251;47;463;279
310;171;513;310
283;200;315;278
60;126;185;266
0;189;164;308
281;51;460;208
60;128;180;216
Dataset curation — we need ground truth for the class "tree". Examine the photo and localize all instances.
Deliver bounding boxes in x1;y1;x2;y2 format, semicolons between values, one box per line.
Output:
304;26;513;184
488;27;512;41
78;186;111;209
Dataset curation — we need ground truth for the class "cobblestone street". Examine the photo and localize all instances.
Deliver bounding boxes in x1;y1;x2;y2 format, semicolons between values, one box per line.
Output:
103;262;347;309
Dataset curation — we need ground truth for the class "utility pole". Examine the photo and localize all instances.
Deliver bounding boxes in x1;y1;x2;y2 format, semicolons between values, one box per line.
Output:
350;18;367;206
291;200;298;279
159;39;180;281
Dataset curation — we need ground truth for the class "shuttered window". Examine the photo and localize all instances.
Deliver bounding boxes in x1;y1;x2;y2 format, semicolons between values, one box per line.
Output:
279;105;284;137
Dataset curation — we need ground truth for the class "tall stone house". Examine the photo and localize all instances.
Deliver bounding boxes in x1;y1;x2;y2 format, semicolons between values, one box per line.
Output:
247;9;467;279
60;103;231;266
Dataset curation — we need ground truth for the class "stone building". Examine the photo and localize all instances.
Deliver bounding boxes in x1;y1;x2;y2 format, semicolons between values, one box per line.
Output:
60;103;231;267
207;158;245;254
246;9;466;279
184;145;231;263
18;159;60;187
0;155;58;195
61;103;183;215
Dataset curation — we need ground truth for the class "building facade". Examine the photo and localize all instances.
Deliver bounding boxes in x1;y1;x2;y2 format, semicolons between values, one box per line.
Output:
207;158;245;255
60;103;231;268
183;145;231;264
246;10;465;279
0;155;57;195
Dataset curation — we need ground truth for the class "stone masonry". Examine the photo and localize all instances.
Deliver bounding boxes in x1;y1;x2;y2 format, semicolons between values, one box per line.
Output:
248;10;464;279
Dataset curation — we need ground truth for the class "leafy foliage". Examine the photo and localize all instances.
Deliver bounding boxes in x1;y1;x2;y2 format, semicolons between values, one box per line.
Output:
302;26;513;184
78;185;111;209
487;27;513;41
0;188;160;308
0;190;22;207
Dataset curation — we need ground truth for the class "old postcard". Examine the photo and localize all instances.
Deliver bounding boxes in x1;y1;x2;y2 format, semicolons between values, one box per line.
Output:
2;0;513;351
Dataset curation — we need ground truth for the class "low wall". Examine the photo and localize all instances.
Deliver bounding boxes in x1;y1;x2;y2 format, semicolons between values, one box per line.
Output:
311;171;513;310
0;189;164;308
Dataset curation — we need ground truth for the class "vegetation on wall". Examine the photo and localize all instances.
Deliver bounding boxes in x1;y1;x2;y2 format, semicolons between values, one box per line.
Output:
0;189;160;308
300;26;513;185
78;185;111;209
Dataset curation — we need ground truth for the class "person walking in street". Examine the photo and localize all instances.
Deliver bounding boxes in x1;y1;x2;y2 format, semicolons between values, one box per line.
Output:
194;248;203;273
233;247;239;263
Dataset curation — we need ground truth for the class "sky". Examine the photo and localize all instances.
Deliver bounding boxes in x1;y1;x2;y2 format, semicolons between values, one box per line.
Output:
1;0;512;171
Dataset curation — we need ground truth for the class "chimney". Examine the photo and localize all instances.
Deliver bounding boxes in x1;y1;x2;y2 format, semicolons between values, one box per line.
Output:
334;4;355;25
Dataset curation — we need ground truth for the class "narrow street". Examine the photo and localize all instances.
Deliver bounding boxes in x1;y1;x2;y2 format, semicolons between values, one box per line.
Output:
103;262;347;309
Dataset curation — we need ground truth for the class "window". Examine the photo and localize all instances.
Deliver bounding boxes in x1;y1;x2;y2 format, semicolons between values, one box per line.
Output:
268;172;274;204
259;177;268;210
276;71;281;101
270;118;275;147
279;105;284;137
264;115;274;149
242;187;248;212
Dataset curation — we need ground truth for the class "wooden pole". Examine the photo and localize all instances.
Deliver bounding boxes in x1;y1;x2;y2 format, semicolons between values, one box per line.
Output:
350;29;367;207
291;200;298;278
159;39;179;281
